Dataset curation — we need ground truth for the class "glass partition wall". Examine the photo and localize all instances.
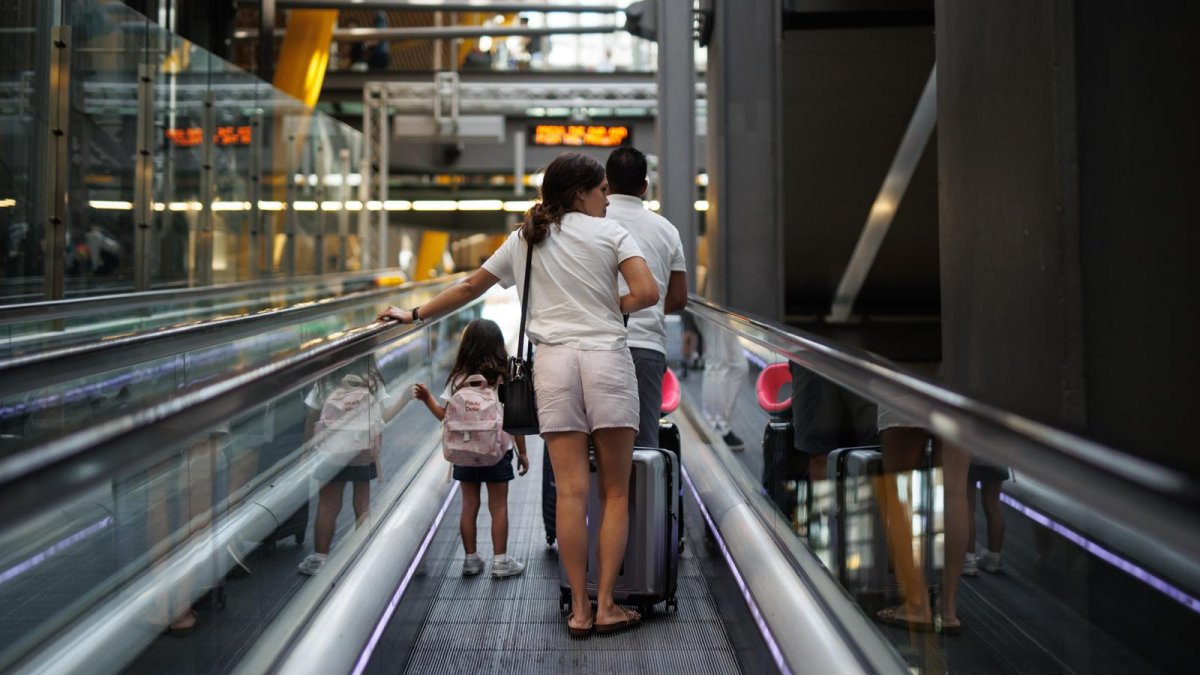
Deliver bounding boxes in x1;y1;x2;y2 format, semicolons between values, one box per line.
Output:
676;306;1199;675
0;0;371;305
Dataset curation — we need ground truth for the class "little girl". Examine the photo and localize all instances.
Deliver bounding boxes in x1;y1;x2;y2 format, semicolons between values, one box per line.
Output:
415;318;530;578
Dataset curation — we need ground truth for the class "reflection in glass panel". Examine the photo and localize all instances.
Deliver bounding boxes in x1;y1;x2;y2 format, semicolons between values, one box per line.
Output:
679;310;1191;674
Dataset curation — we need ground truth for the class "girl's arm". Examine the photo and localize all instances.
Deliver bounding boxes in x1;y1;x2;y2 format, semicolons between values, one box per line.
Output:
378;268;501;324
514;435;529;476
414;383;446;421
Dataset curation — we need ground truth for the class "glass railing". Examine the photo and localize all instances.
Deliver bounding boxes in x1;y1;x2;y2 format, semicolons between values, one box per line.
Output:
0;286;499;674
674;301;1199;674
0;271;396;359
0;278;456;456
0;0;373;305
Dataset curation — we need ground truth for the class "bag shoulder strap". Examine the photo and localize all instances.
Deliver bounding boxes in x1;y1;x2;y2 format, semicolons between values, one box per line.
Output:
517;239;534;361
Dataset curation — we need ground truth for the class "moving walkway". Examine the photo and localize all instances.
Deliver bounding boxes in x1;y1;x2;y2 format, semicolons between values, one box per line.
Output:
0;289;1195;674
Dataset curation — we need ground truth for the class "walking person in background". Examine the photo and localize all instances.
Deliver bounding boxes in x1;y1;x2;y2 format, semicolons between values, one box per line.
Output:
964;462;1008;576
604;146;688;449
413;318;530;579
379;152;659;637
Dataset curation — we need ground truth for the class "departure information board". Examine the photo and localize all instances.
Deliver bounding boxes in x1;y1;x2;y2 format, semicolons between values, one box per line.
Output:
530;124;631;147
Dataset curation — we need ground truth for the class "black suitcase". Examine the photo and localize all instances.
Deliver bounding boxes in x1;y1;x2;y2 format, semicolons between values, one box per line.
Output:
761;419;806;530
827;445;937;611
658;419;684;550
543;422;682;548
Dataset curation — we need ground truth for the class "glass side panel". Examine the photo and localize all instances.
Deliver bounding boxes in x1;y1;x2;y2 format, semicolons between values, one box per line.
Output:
0;288;498;673
0;2;49;303
677;309;1197;674
0;282;446;454
0;272;391;359
1;0;374;305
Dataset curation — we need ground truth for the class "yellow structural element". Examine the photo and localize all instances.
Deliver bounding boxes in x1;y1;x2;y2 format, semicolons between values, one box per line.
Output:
414;231;450;281
272;10;338;107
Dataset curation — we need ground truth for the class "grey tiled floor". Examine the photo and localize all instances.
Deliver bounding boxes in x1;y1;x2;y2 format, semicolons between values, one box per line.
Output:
403;442;742;675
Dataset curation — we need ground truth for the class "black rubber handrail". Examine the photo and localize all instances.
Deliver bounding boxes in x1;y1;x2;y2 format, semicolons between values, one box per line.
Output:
0;270;394;325
686;294;1200;571
0;275;458;402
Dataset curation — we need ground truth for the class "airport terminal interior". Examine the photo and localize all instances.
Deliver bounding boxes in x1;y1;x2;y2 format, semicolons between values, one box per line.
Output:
0;1;1197;673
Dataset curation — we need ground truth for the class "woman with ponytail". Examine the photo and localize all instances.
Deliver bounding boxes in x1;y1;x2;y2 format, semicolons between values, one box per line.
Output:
379;152;659;637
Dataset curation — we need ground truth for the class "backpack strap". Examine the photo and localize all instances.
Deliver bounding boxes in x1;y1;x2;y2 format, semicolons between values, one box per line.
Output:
462;374;489;388
517;238;534;361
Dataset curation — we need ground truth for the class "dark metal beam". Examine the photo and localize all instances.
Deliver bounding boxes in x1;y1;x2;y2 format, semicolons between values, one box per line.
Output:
234;24;619;41
240;0;622;13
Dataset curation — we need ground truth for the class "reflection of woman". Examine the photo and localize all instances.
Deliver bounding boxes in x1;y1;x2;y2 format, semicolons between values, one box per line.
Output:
379;153;659;637
145;427;226;636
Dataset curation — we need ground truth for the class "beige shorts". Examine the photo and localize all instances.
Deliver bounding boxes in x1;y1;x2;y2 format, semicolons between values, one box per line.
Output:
533;344;640;434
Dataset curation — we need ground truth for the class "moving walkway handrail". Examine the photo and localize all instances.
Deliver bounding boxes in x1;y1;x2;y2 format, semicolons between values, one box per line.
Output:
0;275;459;402
686;294;1200;573
0;290;440;523
0;270;395;326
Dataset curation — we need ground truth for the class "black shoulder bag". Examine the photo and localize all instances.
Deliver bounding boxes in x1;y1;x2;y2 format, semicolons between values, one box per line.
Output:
501;242;540;434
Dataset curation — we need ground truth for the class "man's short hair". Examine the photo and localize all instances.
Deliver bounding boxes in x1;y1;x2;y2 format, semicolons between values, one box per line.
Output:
606;146;647;196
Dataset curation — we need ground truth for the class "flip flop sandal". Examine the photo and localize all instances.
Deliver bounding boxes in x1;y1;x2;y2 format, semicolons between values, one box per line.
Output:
875;606;935;633
594;606;642;635
165;610;199;638
935;617;963;636
567;613;594;639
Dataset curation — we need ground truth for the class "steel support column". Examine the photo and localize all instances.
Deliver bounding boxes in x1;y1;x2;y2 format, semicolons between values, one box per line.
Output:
134;63;156;292
338;148;350;272
196;91;215;286
43;26;70;302
248;111;263;278
705;0;784;319
656;0;696;289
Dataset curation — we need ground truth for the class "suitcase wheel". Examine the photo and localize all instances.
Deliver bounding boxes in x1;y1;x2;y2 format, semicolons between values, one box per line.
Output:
638;603;653;617
666;598;678;613
294;531;306;545
546;533;555;546
560;590;571;613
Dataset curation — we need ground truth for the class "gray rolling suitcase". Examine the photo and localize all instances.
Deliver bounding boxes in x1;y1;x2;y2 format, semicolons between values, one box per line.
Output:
828;445;937;612
558;447;680;614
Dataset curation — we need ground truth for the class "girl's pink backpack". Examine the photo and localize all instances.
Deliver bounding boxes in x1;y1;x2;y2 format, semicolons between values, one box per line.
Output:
442;374;509;467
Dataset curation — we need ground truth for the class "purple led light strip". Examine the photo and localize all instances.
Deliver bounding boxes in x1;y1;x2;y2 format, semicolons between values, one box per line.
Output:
0;516;113;585
682;466;793;675
998;491;1200;613
351;481;460;675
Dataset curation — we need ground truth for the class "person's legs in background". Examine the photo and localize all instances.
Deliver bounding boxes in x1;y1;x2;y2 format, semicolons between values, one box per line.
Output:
630;347;666;448
699;321;748;449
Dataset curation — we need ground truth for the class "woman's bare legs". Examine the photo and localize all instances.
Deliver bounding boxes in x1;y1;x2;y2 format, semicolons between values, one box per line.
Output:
486;481;510;556
938;439;970;629
459;482;481;555
545;431;592;630
591;426;636;626
875;427;933;624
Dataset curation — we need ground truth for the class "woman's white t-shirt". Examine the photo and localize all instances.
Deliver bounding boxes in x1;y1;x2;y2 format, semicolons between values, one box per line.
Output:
482;212;644;350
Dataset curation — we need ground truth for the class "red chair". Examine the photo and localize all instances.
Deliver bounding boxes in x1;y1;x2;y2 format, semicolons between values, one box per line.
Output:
756;363;793;415
661;368;681;416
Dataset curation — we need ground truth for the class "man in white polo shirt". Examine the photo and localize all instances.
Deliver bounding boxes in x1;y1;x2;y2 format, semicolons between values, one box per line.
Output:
605;147;688;448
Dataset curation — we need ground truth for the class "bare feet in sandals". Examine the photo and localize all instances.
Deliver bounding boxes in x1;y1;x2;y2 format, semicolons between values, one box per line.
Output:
876;605;961;635
567;606;594;638
594;604;642;635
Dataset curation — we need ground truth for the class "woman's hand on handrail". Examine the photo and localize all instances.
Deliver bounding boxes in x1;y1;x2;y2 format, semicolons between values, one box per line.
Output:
378;268;501;325
377;306;412;323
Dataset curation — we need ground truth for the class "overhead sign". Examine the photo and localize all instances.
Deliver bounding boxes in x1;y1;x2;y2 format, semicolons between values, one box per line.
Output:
165;125;253;147
531;124;631;148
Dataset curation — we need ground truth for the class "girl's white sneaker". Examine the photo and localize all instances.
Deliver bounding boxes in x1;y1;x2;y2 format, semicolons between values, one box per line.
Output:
490;554;525;579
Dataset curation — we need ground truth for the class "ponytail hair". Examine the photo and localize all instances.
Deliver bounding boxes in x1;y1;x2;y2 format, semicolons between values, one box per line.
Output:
521;152;606;246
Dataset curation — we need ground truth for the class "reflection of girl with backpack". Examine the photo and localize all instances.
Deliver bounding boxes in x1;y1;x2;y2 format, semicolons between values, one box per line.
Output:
414;319;530;579
298;360;388;576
